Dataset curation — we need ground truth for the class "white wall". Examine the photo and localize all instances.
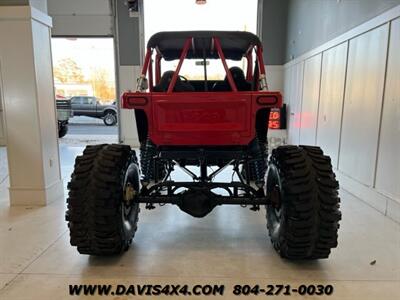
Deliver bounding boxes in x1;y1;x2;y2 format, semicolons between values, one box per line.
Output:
316;42;347;169
299;54;321;146
284;6;400;223
0;6;64;205
285;61;304;145
0;76;5;146
339;24;389;186
375;17;400;211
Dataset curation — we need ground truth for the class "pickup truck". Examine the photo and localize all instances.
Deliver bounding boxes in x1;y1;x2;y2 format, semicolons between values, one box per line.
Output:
70;96;118;126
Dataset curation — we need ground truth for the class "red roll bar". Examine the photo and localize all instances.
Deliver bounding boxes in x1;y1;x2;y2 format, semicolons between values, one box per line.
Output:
138;36;267;93
213;37;238;92
167;38;192;93
155;53;162;84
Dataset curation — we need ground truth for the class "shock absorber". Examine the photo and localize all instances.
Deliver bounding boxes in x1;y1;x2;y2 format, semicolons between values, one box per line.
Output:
140;138;166;183
253;135;268;185
140;138;156;183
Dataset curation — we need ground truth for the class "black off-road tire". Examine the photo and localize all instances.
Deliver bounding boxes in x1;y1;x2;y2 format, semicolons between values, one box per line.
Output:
66;144;140;255
58;124;68;138
266;145;341;259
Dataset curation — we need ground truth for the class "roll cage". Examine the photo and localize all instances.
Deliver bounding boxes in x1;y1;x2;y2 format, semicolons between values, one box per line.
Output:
136;33;269;93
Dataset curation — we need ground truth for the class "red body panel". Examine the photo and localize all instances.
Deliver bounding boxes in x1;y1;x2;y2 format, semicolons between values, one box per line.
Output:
122;91;282;146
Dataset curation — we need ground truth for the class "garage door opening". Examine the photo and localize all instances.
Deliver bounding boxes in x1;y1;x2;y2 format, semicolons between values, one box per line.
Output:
142;0;259;181
144;0;258;80
51;37;118;146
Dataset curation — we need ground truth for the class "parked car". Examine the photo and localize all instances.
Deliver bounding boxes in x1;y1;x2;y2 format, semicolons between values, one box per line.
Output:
56;98;72;138
70;96;118;126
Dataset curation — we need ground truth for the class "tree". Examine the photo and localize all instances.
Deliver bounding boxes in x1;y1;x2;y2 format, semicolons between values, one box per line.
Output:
53;58;85;83
89;67;115;102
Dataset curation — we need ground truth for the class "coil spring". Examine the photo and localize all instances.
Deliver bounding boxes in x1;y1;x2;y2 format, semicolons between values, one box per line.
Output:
140;138;157;182
248;137;268;182
254;141;268;182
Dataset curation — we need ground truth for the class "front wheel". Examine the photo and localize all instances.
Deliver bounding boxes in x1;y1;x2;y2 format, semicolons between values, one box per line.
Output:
103;112;117;126
265;145;341;259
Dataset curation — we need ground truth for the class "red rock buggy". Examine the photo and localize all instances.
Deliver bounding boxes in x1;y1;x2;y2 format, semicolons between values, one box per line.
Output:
66;31;341;259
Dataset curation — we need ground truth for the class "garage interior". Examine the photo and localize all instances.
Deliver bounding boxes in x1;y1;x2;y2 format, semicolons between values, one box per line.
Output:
0;0;399;299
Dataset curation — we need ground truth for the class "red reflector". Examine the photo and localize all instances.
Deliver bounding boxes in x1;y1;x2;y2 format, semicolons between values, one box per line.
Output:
257;95;278;105
127;97;147;106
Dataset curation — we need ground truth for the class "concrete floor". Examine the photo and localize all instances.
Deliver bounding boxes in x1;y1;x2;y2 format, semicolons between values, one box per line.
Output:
0;145;399;299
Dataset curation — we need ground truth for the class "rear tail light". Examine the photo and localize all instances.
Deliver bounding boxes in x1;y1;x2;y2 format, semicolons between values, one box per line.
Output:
257;95;278;105
126;96;148;106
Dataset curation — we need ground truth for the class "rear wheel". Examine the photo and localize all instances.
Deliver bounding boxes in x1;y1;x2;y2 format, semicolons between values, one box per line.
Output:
103;111;117;126
265;145;341;259
66;144;140;255
58;122;68;138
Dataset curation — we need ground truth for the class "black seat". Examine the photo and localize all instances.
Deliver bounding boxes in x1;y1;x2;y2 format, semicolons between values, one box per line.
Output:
153;71;194;92
212;80;230;92
212;67;252;92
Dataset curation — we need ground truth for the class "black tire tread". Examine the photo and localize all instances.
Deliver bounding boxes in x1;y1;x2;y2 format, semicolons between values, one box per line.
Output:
66;144;139;255
267;145;341;259
58;124;68;138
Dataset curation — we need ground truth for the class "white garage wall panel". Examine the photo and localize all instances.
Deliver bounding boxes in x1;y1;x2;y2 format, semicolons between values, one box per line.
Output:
375;17;400;202
48;0;113;36
338;24;389;186
299;54;321;146
284;64;294;141
0;75;5;145
283;5;400;223
283;64;294;139
286;62;304;145
283;65;292;101
283;66;292;113
316;42;348;169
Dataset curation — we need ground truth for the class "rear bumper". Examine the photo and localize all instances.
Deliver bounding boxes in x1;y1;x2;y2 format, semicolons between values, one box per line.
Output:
159;145;248;160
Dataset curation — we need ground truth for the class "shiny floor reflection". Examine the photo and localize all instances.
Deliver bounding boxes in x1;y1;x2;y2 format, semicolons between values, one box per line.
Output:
0;145;399;300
